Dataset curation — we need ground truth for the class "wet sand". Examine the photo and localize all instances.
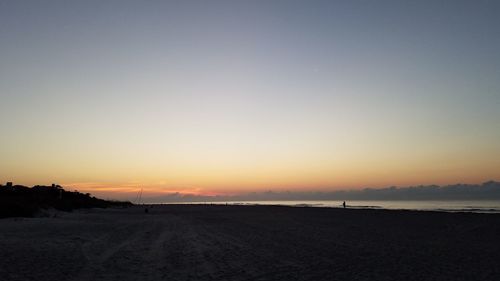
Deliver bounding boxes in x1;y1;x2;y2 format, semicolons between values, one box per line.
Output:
1;204;500;281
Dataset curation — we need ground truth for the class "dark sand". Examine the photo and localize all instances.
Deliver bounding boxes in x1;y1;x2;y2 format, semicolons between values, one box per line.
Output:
1;204;500;281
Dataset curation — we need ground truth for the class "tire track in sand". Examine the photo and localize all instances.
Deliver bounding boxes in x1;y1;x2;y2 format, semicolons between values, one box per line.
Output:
71;222;152;281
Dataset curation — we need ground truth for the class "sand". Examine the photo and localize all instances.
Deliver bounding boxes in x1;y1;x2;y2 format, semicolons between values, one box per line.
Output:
1;204;500;281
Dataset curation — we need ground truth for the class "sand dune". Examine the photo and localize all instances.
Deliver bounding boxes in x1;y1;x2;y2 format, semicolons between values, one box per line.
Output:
1;205;500;281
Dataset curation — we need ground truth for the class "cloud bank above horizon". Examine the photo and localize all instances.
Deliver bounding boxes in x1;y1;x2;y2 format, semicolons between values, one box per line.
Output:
139;181;500;203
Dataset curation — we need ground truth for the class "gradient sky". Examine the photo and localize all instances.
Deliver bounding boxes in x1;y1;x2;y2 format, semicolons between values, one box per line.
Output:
1;0;499;199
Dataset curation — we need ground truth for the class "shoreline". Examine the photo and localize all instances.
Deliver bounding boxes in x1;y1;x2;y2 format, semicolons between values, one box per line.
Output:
140;200;500;214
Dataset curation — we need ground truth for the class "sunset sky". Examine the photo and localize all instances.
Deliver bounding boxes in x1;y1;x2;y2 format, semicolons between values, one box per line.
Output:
1;1;499;200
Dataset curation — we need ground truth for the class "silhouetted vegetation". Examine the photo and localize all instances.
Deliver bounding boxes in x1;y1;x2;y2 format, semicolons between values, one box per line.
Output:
0;183;132;218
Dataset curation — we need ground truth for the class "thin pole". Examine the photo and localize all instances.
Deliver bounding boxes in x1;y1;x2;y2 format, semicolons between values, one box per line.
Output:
137;187;143;205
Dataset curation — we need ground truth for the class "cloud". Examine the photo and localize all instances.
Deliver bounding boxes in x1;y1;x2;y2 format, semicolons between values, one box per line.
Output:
141;181;500;203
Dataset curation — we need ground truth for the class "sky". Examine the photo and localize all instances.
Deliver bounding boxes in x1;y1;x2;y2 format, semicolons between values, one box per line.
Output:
1;0;499;200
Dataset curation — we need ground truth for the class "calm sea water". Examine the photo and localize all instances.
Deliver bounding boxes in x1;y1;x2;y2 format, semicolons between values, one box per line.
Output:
163;200;500;213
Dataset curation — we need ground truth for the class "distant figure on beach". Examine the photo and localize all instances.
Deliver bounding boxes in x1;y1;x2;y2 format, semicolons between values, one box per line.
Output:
144;207;149;214
342;201;346;208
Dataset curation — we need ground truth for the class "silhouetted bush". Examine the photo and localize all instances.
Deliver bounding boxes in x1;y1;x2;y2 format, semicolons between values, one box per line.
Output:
0;184;132;218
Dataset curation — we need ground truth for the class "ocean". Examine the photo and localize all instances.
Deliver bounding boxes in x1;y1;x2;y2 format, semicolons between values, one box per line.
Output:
162;200;500;213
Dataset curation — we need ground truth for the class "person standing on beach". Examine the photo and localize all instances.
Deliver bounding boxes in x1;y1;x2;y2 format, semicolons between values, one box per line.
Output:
343;201;346;208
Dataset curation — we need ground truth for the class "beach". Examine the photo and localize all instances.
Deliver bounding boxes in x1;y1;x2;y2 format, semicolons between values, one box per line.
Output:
1;205;500;281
